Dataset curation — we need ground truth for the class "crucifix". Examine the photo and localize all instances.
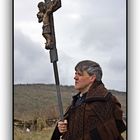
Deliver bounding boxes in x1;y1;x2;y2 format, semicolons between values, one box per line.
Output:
37;0;63;120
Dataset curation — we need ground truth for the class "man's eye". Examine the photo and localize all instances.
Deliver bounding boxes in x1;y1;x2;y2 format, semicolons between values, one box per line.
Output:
75;71;83;76
77;73;82;76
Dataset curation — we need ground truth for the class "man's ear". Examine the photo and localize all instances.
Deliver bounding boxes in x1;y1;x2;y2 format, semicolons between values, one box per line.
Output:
90;74;96;82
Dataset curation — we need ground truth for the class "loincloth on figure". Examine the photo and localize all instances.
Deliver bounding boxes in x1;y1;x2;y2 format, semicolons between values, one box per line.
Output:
42;24;51;34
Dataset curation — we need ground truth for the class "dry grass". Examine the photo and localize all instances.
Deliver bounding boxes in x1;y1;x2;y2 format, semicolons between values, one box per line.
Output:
14;127;126;140
14;127;55;140
14;84;126;140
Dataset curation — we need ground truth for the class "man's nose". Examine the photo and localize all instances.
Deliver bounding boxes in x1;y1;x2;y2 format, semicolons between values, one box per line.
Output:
74;75;78;80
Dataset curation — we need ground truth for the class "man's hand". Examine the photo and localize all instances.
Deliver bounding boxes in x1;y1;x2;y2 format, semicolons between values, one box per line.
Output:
58;119;68;133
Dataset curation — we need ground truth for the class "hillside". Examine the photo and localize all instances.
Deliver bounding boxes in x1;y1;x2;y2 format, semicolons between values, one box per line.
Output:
14;84;126;121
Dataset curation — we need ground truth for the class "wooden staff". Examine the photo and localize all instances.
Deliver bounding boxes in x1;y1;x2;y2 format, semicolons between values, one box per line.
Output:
37;0;63;120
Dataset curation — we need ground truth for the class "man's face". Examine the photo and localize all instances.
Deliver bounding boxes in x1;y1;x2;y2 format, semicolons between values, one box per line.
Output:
74;70;96;93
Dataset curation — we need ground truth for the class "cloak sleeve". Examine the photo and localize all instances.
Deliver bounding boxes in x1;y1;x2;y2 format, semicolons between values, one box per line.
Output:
51;125;62;140
112;95;126;133
51;105;71;140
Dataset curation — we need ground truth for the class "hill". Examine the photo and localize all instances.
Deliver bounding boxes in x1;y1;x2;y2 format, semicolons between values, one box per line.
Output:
14;84;126;121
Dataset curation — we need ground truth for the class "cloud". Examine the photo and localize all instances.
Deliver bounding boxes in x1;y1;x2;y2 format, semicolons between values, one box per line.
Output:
14;29;54;83
14;0;126;91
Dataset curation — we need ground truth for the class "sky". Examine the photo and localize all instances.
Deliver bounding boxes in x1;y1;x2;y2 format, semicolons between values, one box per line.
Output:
14;0;126;91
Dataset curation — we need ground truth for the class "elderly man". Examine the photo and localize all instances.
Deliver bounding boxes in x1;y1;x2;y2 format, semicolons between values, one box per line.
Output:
51;60;126;140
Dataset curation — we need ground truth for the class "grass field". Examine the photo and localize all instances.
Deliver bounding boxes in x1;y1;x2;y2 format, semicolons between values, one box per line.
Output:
14;127;126;140
14;84;126;140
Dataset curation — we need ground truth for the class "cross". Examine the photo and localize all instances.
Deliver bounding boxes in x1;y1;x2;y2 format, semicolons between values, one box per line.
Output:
37;0;64;120
37;0;61;50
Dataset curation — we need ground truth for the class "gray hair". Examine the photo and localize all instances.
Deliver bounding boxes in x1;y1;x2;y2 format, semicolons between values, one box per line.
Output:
75;60;103;81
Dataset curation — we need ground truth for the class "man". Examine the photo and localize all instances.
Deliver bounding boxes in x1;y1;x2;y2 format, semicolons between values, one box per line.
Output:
51;60;126;140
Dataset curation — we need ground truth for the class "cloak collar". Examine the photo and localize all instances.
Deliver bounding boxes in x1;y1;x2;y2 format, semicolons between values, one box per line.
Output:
85;81;111;102
72;81;112;103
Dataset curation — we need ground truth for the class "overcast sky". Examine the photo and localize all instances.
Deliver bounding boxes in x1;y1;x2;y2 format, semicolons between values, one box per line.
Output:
14;0;126;91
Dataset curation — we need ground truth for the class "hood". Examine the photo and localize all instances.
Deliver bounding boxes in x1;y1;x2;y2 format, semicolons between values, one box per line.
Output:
85;81;112;103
